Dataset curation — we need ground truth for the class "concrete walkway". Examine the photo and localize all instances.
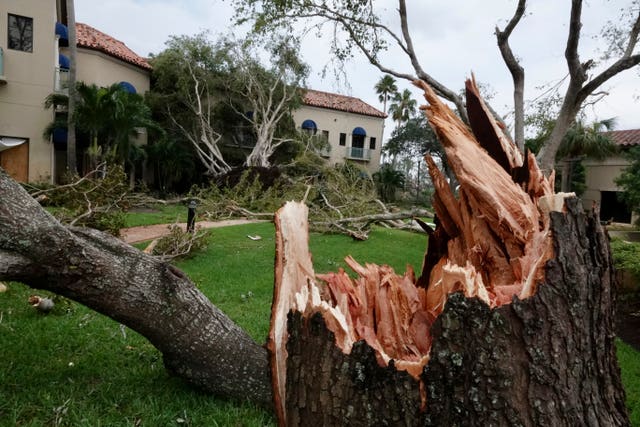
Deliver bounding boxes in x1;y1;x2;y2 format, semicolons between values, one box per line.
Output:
120;219;266;244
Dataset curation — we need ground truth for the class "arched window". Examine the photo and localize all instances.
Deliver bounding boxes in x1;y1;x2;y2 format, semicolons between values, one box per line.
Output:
301;119;318;135
119;81;137;94
55;22;69;46
352;127;367;137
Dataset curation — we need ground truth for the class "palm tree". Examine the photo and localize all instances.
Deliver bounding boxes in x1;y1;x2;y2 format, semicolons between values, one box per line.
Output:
558;118;618;192
373;163;405;202
388;89;417;126
45;82;161;180
374;75;397;114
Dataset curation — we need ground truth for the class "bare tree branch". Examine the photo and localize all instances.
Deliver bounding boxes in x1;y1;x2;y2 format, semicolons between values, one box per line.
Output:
168;61;231;176
495;0;526;151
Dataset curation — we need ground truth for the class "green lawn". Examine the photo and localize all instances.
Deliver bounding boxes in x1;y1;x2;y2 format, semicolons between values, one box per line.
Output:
1;222;638;425
123;203;188;228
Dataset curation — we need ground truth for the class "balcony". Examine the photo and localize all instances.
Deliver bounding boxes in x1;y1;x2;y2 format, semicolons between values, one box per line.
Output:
316;145;331;158
54;67;69;93
346;146;372;161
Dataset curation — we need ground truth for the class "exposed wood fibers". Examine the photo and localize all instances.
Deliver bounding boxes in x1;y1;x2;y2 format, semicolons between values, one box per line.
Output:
269;78;573;424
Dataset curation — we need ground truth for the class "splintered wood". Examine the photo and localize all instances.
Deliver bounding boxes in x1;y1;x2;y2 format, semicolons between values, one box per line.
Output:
269;78;571;426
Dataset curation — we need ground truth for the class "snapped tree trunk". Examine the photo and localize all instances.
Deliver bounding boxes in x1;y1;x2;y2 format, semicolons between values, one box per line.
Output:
267;78;629;426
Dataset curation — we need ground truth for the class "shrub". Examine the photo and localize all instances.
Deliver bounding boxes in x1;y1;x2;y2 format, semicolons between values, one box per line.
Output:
611;238;640;292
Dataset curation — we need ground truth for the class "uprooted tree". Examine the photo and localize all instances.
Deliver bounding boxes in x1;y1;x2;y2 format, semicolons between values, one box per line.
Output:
0;78;630;425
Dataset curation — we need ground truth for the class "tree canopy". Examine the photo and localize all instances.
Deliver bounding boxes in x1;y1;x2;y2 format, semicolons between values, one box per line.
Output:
148;32;308;173
231;0;640;174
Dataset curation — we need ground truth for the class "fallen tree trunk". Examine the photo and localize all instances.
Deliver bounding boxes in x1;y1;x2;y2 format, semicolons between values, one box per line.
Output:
267;77;629;426
0;169;272;407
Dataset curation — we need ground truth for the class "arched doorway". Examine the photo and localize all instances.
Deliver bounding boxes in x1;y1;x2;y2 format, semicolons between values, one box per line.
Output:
351;127;366;158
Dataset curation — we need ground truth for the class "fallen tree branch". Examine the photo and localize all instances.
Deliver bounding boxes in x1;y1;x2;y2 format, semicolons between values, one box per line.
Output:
0;169;272;406
313;208;433;226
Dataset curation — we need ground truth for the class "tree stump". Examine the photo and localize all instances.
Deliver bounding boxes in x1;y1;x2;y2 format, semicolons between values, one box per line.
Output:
268;77;629;426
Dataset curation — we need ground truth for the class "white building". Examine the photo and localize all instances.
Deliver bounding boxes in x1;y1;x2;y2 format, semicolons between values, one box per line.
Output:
0;0;151;183
292;89;386;174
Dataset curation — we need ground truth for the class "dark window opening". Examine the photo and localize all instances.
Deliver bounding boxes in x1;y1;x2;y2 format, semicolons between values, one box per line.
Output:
321;130;329;142
8;14;33;52
369;137;376;150
352;134;365;149
339;133;346;146
600;191;632;223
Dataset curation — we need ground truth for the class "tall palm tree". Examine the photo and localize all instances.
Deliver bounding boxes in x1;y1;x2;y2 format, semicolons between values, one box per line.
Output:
106;87;162;187
374;75;397;114
388;89;417;126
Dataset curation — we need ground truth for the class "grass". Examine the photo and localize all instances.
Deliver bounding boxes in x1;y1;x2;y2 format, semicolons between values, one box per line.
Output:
174;223;426;341
1;219;639;425
619;340;640;425
123;203;187;228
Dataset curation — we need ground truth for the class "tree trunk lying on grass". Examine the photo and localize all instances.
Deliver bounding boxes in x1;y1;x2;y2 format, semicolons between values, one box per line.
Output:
267;77;629;426
0;76;629;424
0;171;272;407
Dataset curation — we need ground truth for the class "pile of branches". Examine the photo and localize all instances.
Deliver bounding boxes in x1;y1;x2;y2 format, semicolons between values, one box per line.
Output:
193;160;432;240
25;165;130;236
147;225;210;261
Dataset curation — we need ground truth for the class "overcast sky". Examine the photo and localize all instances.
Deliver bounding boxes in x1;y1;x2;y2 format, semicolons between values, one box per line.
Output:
74;0;640;134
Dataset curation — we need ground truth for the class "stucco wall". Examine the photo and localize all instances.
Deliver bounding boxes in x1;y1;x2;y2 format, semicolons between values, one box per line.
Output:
73;49;150;93
582;155;638;224
0;0;57;182
0;1;151;183
292;105;384;174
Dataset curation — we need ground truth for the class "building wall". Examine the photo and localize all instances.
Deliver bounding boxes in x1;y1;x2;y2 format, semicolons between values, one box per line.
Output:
292;105;384;174
71;48;150;157
0;1;151;183
0;0;58;182
582;156;638;224
73;49;150;93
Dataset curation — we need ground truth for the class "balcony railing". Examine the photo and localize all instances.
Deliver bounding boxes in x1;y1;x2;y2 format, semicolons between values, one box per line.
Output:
346;146;371;160
316;146;331;158
54;67;69;93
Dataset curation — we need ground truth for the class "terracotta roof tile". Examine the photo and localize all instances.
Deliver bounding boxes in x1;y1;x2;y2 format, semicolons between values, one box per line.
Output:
76;23;151;71
301;88;386;118
604;129;640;147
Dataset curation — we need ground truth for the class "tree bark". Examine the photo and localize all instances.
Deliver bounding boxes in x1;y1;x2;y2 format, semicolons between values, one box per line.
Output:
0;167;271;407
422;197;626;426
269;197;628;426
267;79;629;426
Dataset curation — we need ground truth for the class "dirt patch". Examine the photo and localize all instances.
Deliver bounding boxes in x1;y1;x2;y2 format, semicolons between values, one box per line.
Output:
120;219;267;244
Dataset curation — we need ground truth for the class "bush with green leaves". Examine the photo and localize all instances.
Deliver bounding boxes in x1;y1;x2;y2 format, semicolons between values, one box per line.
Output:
615;146;640;225
611;238;640;283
